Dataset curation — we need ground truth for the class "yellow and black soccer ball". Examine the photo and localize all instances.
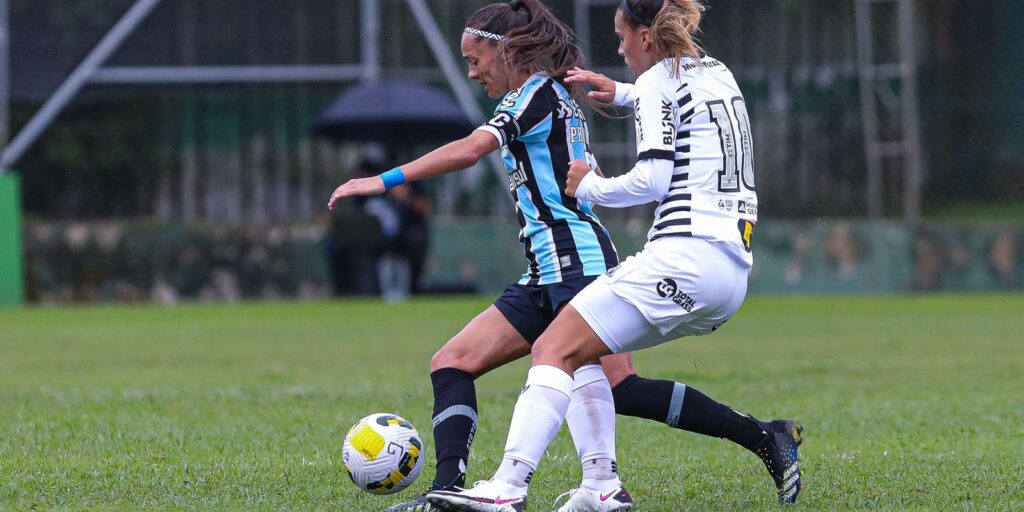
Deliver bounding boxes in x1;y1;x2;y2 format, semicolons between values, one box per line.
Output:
342;413;424;495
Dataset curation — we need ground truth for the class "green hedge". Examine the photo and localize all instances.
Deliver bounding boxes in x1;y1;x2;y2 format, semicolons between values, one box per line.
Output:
21;219;1024;303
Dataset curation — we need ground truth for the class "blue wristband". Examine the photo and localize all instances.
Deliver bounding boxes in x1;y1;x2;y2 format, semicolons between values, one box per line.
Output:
380;167;406;190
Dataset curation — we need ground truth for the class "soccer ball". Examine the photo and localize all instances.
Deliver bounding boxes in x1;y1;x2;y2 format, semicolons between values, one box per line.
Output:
342;413;425;495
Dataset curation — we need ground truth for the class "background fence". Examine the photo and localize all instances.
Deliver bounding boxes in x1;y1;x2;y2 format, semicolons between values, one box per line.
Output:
3;0;1022;301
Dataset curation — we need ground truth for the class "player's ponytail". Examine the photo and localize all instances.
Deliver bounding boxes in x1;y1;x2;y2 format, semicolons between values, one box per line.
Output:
651;0;705;76
620;0;705;77
465;0;585;95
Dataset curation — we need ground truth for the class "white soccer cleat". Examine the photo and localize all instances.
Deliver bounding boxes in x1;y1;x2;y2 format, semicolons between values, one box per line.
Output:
551;486;633;512
426;479;528;512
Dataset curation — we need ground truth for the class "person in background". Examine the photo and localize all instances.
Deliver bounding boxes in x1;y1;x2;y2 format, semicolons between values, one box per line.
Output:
326;159;384;296
391;183;432;295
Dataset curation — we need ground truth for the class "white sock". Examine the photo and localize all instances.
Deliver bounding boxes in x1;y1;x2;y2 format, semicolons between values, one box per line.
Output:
496;365;574;489
566;364;621;493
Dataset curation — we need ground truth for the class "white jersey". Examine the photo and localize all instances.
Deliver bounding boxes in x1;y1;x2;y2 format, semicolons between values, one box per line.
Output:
617;56;758;267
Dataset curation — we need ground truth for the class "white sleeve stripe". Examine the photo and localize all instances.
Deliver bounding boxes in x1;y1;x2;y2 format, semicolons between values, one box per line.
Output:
475;125;504;146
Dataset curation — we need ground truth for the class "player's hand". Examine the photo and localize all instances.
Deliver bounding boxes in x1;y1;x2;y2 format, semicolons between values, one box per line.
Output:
565;67;616;104
327;177;386;210
566;159;593;197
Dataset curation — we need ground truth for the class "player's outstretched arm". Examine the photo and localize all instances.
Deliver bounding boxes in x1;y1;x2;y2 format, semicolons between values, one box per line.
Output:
565;67;635;107
567;158;673;208
328;130;498;209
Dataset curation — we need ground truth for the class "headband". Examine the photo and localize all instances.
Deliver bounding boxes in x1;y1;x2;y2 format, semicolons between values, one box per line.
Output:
464;27;508;42
621;0;652;27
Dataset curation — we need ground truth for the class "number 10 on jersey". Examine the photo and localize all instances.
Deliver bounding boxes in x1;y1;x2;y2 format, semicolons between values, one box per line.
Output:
708;97;756;193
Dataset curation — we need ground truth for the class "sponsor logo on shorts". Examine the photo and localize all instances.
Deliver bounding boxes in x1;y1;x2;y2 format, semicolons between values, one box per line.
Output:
655;278;695;312
656;278;677;298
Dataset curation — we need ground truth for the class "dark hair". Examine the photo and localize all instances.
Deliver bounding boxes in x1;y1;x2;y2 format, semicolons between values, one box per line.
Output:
620;0;705;76
465;0;585;95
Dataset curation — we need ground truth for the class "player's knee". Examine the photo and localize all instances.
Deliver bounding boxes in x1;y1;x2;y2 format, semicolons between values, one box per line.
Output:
428;348;448;373
430;347;462;373
431;342;488;375
529;336;575;369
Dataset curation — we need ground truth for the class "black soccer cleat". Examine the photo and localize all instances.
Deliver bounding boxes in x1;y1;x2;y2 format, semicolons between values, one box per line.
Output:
386;472;468;512
383;491;440;512
753;419;803;504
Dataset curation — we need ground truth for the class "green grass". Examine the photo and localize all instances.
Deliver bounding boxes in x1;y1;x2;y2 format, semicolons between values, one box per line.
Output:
1;295;1023;511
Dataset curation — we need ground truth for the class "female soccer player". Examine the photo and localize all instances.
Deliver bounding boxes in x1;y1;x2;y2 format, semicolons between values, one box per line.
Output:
428;1;802;511
332;3;620;510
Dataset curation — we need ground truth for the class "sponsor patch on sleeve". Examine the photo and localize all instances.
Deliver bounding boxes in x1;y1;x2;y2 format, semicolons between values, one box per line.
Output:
738;219;754;253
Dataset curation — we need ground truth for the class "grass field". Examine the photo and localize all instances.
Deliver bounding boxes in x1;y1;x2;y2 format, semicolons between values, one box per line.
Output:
2;295;1023;511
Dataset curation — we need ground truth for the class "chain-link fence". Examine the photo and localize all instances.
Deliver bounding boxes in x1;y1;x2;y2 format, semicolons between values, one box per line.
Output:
9;0;1022;220
4;0;1022;300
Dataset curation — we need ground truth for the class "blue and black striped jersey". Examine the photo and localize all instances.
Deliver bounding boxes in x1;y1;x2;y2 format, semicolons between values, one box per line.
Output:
477;73;618;285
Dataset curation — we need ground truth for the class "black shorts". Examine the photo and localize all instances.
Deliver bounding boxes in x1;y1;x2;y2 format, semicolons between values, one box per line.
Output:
493;275;598;344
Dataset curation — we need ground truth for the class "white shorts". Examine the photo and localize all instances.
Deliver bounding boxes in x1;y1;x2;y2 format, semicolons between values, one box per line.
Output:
570;236;750;353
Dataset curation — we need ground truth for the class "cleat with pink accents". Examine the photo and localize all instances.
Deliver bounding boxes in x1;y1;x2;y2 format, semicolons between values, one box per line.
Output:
552;485;633;512
426;479;528;512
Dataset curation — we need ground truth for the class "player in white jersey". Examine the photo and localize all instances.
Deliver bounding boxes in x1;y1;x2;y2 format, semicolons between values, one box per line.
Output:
429;2;802;511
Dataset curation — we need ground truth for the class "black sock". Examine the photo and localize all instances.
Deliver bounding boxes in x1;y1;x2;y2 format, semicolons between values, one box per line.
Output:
430;368;477;489
612;374;767;451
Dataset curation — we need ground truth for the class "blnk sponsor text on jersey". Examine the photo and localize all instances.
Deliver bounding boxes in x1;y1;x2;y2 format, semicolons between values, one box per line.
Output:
660;100;675;145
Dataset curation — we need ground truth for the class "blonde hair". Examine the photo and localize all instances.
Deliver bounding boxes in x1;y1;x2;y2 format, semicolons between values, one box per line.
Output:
621;0;706;77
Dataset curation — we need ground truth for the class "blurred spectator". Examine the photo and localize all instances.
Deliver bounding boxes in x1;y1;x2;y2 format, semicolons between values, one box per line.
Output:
785;232;812;287
363;181;432;301
824;222;861;280
326;159;384;296
364;188;406;301
914;237;944;291
390;183;432;295
324;157;433;300
989;230;1017;286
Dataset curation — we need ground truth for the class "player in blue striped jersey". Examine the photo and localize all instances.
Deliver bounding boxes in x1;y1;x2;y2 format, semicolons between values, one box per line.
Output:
479;72;619;286
329;5;622;509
